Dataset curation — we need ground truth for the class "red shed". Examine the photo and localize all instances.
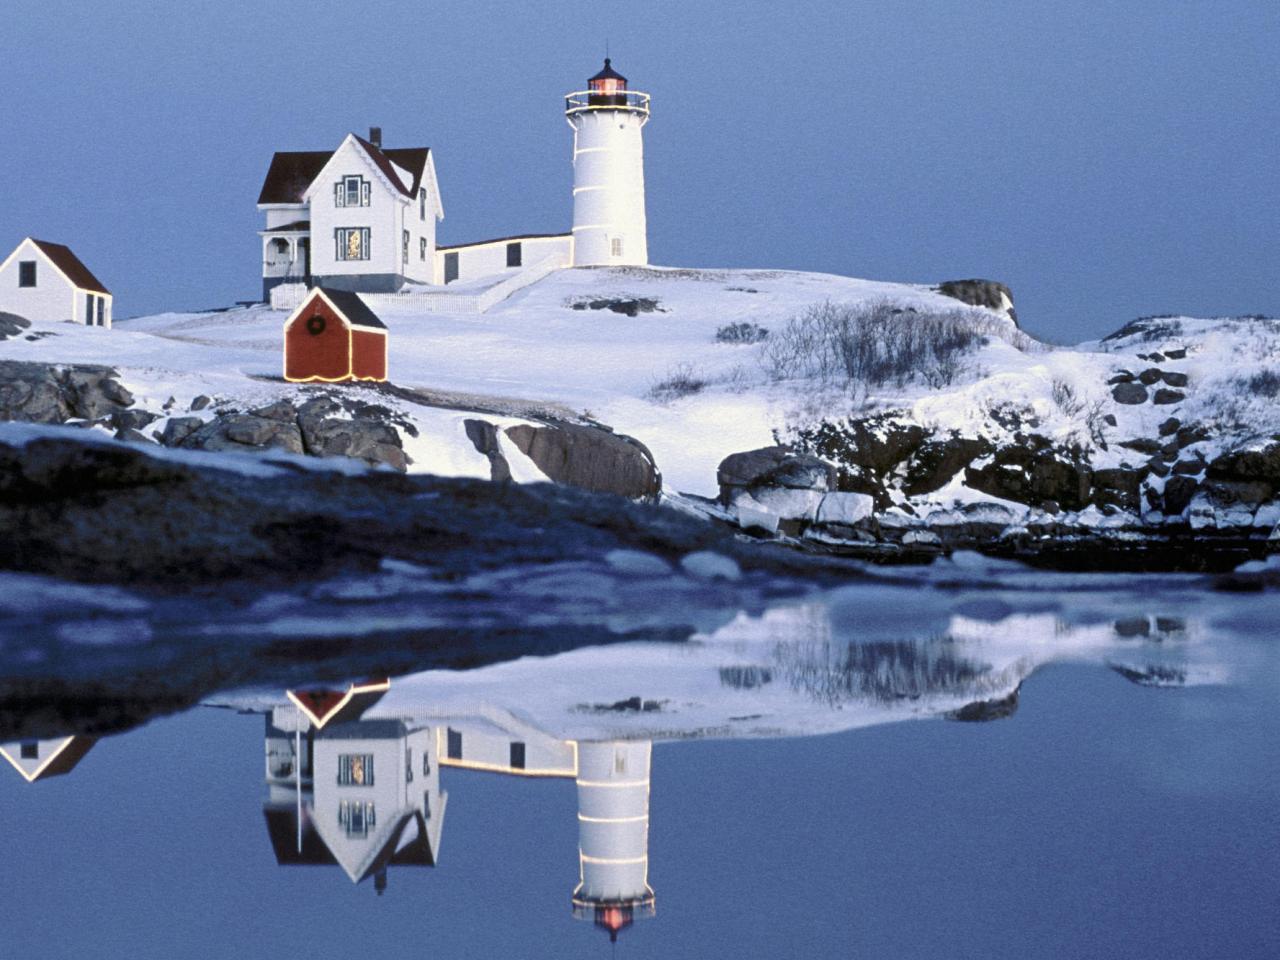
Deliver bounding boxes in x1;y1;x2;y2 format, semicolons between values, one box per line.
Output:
284;287;388;383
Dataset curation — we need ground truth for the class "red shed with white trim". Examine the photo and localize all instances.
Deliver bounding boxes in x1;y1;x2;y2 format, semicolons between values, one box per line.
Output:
284;287;388;383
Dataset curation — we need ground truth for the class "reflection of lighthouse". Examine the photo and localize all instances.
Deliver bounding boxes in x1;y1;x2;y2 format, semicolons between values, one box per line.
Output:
573;741;656;941
565;59;651;267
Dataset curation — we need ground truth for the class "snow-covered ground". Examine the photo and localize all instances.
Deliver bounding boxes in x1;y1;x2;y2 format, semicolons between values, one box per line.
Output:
1;266;1006;495
5;265;1278;503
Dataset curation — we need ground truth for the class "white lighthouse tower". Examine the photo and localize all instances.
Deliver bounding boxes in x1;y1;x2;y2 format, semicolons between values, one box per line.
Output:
565;59;651;267
572;740;656;942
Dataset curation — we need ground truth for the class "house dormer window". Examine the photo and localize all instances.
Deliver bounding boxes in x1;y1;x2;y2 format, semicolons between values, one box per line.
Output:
335;175;370;208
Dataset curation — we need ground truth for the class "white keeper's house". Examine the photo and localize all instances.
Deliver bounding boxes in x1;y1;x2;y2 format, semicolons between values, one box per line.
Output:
256;59;652;301
0;237;113;327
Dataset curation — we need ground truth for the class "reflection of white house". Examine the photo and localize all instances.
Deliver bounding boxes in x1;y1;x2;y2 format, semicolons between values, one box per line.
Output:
264;709;446;892
0;238;112;327
0;736;96;783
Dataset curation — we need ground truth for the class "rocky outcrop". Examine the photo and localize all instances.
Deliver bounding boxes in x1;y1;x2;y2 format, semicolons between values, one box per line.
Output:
157;395;410;471
504;421;661;501
463;418;512;482
0;313;32;341
0;360;135;425
936;279;1018;326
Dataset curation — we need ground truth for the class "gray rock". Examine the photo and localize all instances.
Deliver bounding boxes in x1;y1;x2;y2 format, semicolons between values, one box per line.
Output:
159;417;204;447
1108;371;1136;385
1158;417;1181;437
505;422;661;501
187;415;305;455
190;395;212;412
758;455;836;491
717;446;791;492
464;419;512;482
1176;424;1209;448
1137;368;1164;385
1152;389;1185;405
1111;382;1149;405
1162;476;1199;515
1171;457;1206;476
936;279;1018;325
1164;348;1187;360
1119;438;1161;455
1201;479;1271;507
251;400;298;423
110;408;160;432
1161;371;1189;388
1092;468;1146;512
1113;617;1150;638
0;312;32;341
114;428;153;445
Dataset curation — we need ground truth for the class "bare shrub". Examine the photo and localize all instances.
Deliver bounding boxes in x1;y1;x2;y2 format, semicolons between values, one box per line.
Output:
1050;378;1085;418
647;362;709;402
715;321;769;344
1083;399;1111;447
1239;368;1280;398
760;299;1032;390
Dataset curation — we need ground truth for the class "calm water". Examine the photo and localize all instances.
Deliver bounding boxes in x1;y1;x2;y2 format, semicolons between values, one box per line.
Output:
2;594;1277;960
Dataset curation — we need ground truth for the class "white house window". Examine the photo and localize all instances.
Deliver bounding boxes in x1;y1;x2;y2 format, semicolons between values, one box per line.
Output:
419;187;427;221
18;261;36;287
420;238;427;261
337;753;374;786
506;242;522;268
335;175;370;208
611;237;624;258
97;298;105;326
402;229;409;264
335;228;370;261
338;800;375;837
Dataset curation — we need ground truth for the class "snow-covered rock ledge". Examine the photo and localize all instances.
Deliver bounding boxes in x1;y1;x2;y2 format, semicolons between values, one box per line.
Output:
712;315;1280;571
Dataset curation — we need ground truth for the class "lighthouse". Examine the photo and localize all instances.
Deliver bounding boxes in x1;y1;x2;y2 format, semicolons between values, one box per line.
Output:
565;59;651;267
572;740;656;942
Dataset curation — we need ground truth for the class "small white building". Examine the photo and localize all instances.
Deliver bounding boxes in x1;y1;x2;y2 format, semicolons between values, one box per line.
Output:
0;735;96;783
0;238;113;327
257;128;443;299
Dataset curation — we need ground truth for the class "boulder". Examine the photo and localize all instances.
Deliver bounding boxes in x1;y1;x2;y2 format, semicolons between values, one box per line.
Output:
1201;479;1271;507
1137;368;1164;385
965;443;1092;511
1118;438;1161;455
936;279;1018;325
110;408;159;432
760;456;835;491
1111;382;1148;404
463;418;512;482
1162;476;1199;516
1092;468;1146;512
189;395;212;412
717;446;791;493
1206;443;1280;483
815;491;875;526
1164;348;1187;359
1158;417;1181;437
505;422;661;501
740;485;824;521
1161;371;1189;388
1152;389;1185;405
183;414;305;455
903;436;992;496
159;417;204;447
0;312;32;341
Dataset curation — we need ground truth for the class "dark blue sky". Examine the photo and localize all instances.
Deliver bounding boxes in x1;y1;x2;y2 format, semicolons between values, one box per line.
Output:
1;0;1275;340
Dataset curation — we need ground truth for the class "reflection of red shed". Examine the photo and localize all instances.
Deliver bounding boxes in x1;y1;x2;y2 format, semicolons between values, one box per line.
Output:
284;287;388;383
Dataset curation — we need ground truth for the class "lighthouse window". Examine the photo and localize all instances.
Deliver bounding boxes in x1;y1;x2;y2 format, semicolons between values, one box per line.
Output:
506;242;522;268
611;237;624;258
335;175;370;208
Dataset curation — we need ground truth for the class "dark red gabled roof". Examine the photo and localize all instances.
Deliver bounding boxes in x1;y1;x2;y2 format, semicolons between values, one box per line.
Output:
256;151;332;205
29;240;110;295
258;138;430;205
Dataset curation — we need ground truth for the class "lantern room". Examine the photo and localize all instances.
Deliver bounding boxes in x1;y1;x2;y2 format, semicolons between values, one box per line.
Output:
587;58;628;105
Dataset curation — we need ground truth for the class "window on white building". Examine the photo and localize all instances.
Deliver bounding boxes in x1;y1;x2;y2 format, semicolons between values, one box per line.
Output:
419;187;427;221
402;229;409;264
18;261;36;287
335;175;370;208
335;228;370;261
506;242;522;268
611;237;624;258
338;800;375;837
337;753;374;786
420;238;427;261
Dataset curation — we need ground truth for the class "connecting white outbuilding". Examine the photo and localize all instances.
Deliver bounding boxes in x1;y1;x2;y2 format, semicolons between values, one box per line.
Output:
0;237;113;328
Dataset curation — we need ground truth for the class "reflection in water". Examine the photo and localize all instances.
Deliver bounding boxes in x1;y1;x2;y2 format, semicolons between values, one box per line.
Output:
262;681;655;941
0;735;95;782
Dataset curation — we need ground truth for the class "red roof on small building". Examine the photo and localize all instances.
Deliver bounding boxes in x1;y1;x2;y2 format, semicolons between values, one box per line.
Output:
29;240;110;295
